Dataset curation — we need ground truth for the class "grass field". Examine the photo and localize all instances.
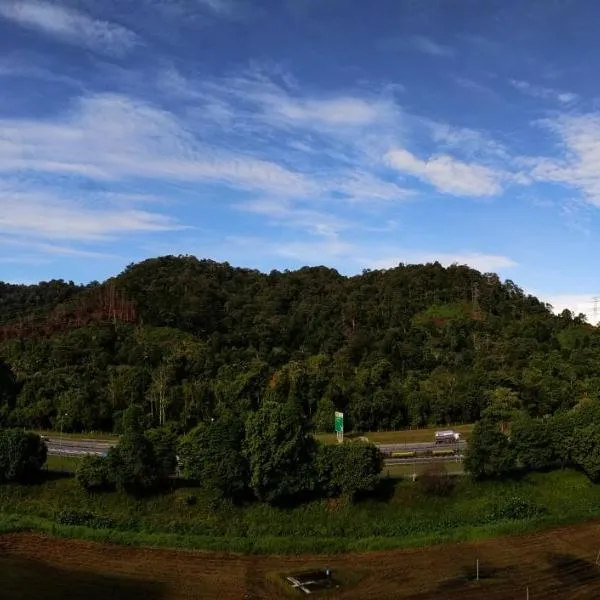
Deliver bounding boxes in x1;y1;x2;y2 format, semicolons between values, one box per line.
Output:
382;460;465;478
1;468;599;556
3;519;600;599
45;455;80;473
317;423;474;445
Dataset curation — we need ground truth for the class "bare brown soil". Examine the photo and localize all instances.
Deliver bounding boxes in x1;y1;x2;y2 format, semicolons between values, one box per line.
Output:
3;521;600;599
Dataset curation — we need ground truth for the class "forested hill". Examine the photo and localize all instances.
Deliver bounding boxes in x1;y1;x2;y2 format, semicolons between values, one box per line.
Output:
0;255;595;434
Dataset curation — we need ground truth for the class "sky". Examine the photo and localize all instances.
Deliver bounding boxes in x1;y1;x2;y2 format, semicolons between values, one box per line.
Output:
1;0;600;321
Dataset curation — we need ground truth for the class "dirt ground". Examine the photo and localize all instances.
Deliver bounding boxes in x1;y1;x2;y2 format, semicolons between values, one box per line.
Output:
3;521;600;599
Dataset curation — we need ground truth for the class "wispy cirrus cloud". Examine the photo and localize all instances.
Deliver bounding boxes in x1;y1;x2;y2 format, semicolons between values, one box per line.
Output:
410;35;455;57
0;183;183;242
220;235;517;276
529;113;600;205
509;79;578;105
0;1;139;56
0;93;314;196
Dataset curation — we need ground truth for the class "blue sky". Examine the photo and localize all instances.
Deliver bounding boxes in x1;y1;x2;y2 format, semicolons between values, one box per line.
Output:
1;0;600;320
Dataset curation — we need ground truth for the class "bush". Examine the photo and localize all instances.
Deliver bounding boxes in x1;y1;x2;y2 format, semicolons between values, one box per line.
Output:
0;429;47;482
465;418;515;479
417;462;455;496
108;432;159;494
178;415;248;499
56;510;114;529
76;454;113;492
494;496;547;520
315;441;383;500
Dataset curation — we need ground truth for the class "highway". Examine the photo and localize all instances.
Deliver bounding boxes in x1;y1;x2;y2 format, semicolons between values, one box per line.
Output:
44;437;114;457
43;437;468;463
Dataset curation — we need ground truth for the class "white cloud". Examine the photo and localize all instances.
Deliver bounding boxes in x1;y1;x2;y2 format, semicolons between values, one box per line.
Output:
535;293;598;324
411;35;455;57
509;79;578;105
364;252;517;273
385;148;503;196
0;1;139;56
0;184;183;242
0;93;314;196
223;235;517;275
236;198;350;238
269;96;391;127
195;0;238;15
530;114;600;205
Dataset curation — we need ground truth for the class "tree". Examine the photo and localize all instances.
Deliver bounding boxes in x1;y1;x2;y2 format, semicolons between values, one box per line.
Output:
0;359;17;425
313;397;336;433
178;414;248;498
570;424;600;482
76;454;112;492
244;400;316;504
107;406;159;494
315;442;382;499
464;418;515;479
482;387;522;433
511;415;554;471
0;429;47;482
146;425;178;480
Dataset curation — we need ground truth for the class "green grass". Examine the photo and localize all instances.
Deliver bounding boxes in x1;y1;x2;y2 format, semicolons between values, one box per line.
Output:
382;460;465;478
36;430;118;442
317;423;474;445
45;455;81;473
1;468;599;554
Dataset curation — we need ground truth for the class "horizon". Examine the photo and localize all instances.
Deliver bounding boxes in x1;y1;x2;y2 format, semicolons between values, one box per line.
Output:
2;0;600;321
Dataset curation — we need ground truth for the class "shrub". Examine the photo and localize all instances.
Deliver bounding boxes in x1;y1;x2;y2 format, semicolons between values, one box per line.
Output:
76;454;113;492
0;429;47;483
315;441;383;500
56;510;114;529
178;415;248;499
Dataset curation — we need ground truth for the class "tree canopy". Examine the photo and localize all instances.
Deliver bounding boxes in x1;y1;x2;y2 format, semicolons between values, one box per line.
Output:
0;256;595;434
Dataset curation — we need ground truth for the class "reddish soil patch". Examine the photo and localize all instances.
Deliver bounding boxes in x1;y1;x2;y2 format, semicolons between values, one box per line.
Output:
3;521;600;599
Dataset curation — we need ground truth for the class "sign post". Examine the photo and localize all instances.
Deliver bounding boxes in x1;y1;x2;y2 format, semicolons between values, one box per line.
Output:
334;411;344;444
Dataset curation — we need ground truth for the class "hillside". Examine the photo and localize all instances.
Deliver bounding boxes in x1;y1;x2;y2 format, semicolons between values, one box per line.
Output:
0;255;595;433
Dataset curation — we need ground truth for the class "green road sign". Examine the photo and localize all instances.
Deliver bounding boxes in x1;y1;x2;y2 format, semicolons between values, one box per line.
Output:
334;411;344;433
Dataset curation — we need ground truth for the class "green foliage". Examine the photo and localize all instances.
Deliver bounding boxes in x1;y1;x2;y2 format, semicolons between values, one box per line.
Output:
464;418;515;479
244;400;316;504
106;406;159;494
75;454;113;492
0;468;593;555
570;424;600;482
0;429;47;482
1;257;590;435
417;462;455;496
56;510;115;529
315;442;382;499
178;415;248;498
146;426;178;480
511;416;555;470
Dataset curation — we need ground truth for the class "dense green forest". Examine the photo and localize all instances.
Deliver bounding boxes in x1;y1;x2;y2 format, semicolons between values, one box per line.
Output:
0;255;595;433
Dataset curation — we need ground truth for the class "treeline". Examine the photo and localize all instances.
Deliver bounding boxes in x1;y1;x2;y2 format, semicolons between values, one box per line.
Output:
0;255;596;434
465;397;600;483
0;403;382;506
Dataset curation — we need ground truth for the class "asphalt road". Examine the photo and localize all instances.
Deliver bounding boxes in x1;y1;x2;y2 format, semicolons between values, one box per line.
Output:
44;437;114;456
44;437;468;463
